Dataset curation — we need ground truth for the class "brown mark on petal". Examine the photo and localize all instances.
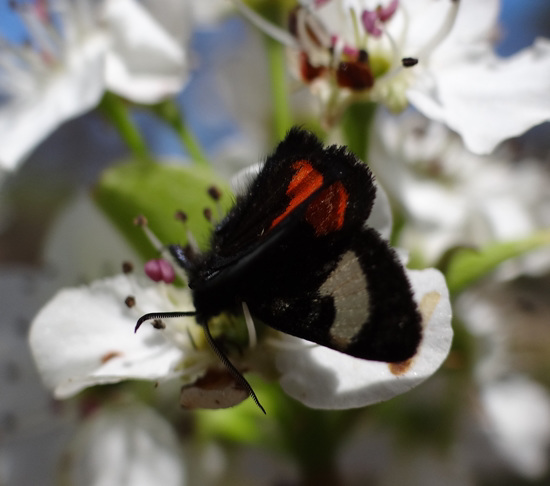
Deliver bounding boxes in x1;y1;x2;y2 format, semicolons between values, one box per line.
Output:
180;368;248;410
101;351;123;364
389;291;441;375
419;291;441;325
389;359;413;376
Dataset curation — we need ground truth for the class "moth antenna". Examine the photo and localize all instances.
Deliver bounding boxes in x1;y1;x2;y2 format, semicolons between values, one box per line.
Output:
136;312;266;414
200;320;266;415
135;311;197;333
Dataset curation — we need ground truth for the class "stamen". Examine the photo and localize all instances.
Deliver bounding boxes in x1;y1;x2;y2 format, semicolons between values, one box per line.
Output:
362;10;382;38
349;7;364;48
242;302;257;348
296;8;321;56
124;296;136;308
415;0;460;59
377;0;399;22
175;210;200;255
402;57;418;67
203;208;213;223
134;215;188;283
231;0;298;48
264;336;317;351
186;328;198;350
207;185;222;201
122;261;134;274
152;319;166;330
207;185;224;221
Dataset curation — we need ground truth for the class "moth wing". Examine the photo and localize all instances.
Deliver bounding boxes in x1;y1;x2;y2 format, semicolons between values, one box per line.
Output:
211;128;376;261
247;227;423;363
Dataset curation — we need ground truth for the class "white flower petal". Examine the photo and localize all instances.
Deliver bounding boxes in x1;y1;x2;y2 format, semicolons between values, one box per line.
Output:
0;34;107;170
69;403;185;486
480;376;550;478
276;268;452;409
29;275;191;398
411;38;550;154
102;0;190;103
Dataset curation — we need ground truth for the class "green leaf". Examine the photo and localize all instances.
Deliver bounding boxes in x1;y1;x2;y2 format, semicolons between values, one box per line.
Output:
94;161;233;261
445;231;550;295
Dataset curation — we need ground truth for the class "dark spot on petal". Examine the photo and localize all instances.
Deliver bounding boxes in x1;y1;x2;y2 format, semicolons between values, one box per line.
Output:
389;358;413;375
101;351;123;364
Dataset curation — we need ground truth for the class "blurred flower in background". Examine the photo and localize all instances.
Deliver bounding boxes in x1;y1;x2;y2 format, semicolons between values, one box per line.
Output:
1;0;550;485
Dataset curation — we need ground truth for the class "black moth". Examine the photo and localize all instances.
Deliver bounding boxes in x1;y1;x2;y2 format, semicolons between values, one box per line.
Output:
137;128;422;413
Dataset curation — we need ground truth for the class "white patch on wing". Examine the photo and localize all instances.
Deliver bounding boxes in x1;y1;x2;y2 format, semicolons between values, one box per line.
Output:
320;250;370;349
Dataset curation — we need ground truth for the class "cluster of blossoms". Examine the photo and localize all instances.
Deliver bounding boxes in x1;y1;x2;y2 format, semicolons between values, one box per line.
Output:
1;0;550;485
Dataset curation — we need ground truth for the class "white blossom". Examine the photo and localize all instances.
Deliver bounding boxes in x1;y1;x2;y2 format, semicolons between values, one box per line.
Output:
0;0;190;170
236;0;550;153
29;173;453;410
369;110;550;266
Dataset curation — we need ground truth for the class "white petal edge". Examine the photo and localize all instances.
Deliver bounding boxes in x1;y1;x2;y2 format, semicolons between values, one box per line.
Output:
0;34;107;170
29;275;192;398
275;267;453;409
102;0;189;103
69;402;185;486
410;38;550;154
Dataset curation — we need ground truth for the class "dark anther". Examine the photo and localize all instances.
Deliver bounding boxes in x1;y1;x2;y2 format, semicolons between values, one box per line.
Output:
207;186;222;201
124;296;136;308
152;319;166;330
175;210;188;223
402;57;419;67
133;215;148;227
122;261;134;274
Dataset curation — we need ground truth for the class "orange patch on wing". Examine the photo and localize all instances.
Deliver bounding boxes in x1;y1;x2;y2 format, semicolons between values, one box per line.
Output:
306;181;348;236
270;160;324;230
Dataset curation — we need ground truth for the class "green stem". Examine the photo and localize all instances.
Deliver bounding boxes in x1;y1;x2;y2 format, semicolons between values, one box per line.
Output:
149;100;209;166
98;92;152;164
264;34;293;142
341;101;378;162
